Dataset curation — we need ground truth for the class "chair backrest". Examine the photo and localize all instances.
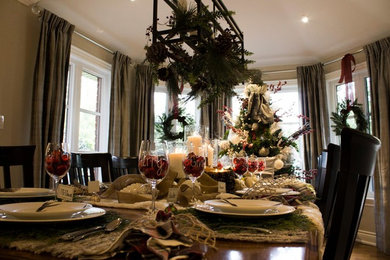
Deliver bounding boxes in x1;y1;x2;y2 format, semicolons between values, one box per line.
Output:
323;128;381;260
63;153;113;186
0;145;35;188
320;143;341;235
111;156;139;180
315;149;328;200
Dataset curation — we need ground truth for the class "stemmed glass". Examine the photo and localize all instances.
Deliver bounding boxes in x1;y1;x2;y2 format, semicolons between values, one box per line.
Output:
138;140;169;213
44;143;71;200
247;156;258;176
182;145;205;205
257;157;267;178
232;154;248;180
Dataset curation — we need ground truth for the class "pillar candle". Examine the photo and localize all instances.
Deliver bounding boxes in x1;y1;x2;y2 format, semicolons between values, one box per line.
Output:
187;134;202;155
168;152;186;178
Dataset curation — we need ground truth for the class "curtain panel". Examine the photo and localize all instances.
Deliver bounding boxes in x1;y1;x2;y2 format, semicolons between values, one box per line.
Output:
30;10;74;187
200;93;231;140
297;63;330;171
108;52;136;157
130;64;155;157
364;36;390;255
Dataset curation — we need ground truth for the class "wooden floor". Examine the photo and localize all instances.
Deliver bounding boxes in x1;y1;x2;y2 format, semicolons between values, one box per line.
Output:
351;243;390;260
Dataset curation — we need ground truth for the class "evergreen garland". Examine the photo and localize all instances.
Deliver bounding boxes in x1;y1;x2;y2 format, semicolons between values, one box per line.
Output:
155;108;195;141
331;99;368;135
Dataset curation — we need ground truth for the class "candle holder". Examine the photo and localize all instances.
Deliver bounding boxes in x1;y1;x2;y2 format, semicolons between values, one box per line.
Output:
204;167;236;194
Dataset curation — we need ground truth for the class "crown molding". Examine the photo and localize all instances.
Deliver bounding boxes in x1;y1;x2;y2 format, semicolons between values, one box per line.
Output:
17;0;39;6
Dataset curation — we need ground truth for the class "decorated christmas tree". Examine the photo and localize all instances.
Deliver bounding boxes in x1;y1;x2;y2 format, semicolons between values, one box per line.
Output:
219;76;311;175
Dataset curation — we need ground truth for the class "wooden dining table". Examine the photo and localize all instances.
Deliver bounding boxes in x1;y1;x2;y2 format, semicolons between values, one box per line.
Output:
0;206;320;260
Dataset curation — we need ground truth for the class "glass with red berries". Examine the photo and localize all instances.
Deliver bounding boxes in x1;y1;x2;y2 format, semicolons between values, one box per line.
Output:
247;155;258;176
232;154;248;180
44;143;71;200
257;157;267;179
138;140;169;213
182;145;205;205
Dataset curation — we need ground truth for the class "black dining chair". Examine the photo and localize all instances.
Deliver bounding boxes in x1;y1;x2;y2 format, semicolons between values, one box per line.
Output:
320;143;341;235
111;156;139;180
63;153;113;186
323;128;381;260
314;149;328;204
0;145;35;188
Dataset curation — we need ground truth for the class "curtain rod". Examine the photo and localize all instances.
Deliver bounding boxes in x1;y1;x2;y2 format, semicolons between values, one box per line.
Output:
31;4;114;55
74;31;114;54
263;48;364;75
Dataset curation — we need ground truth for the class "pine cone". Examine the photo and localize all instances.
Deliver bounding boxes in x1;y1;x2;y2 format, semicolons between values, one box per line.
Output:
215;31;233;54
158;67;170;81
146;42;168;64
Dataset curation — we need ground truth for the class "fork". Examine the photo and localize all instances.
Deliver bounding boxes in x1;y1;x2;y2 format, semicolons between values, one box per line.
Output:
36;201;59;212
220;199;238;207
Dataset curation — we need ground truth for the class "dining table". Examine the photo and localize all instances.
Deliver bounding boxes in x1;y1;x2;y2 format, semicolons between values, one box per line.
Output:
0;176;323;260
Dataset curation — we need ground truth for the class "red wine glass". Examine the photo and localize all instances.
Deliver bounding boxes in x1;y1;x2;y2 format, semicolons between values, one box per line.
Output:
45;143;71;200
138;140;169;213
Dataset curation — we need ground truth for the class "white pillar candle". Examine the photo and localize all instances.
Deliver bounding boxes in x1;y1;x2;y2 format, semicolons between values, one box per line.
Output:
207;144;214;167
168;152;186;178
187;135;202;155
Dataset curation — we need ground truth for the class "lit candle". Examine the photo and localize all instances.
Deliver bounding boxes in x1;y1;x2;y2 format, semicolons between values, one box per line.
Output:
207;144;214;167
187;134;202;155
168;152;186;178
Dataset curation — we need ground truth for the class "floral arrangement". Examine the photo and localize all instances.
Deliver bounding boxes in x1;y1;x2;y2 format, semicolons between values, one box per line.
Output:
219;83;311;175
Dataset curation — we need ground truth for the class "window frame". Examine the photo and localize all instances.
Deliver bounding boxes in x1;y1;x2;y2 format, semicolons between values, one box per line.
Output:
65;46;111;153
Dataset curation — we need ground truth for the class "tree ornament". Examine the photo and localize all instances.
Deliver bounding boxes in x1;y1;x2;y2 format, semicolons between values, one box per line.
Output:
251;122;259;131
274;159;284;170
259;147;269;156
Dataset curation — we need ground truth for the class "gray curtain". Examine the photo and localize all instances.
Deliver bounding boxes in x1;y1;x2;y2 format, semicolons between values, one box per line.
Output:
200;93;232;139
108;52;136;157
30;10;74;187
129;64;155;157
364;36;390;255
297;63;330;171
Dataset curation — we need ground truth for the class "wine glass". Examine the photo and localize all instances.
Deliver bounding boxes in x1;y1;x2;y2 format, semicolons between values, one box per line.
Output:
247;155;258;175
138;140;169;213
232;154;248;180
257;157;267;179
44;143;71;200
182;145;205;205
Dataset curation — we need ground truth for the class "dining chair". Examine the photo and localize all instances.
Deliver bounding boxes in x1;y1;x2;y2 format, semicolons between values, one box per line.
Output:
111;156;139;180
0;145;35;188
323;128;381;260
319;143;341;236
63;153;113;186
314;149;328;203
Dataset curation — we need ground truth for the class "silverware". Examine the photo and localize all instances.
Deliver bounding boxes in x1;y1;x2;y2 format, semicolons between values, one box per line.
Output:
60;218;122;241
220;199;238;207
222;225;272;234
36;201;59;212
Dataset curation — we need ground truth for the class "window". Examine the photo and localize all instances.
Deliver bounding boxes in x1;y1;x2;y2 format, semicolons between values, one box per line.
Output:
64;46;111;153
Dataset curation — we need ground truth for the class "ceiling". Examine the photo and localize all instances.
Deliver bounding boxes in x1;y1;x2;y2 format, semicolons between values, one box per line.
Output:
36;0;390;70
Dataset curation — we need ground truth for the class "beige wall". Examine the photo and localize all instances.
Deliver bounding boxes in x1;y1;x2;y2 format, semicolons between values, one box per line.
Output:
0;0;40;146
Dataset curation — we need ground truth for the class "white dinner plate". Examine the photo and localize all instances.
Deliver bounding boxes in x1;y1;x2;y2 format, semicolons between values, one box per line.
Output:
195;203;295;217
204;199;282;214
0;202;92;220
0;207;106;223
0;188;55;198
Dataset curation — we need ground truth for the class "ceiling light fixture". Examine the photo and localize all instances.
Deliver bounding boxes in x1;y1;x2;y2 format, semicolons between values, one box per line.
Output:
301;16;309;23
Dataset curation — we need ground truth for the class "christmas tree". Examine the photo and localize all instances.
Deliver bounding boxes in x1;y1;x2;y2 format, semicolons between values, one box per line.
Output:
219;81;310;175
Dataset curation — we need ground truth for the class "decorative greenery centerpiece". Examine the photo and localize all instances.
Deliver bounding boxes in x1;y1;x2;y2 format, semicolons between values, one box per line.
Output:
330;99;368;135
145;0;253;106
219;76;311;175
